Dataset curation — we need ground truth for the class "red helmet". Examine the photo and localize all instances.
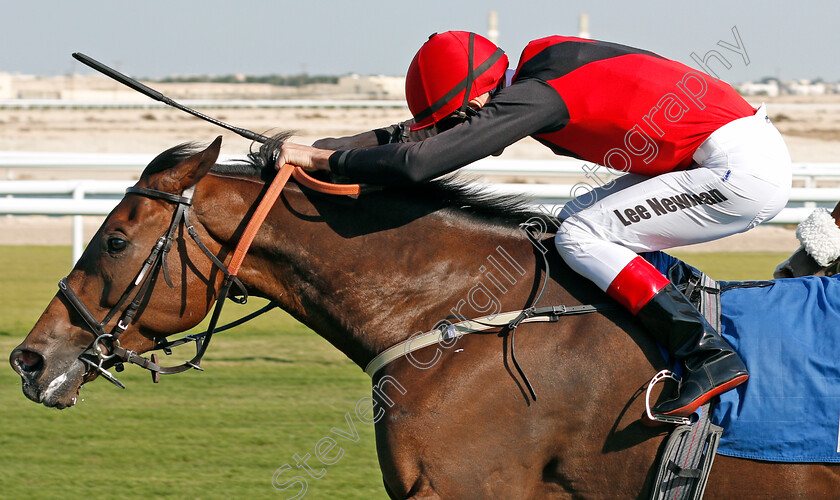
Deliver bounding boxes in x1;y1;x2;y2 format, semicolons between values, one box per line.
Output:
406;31;508;131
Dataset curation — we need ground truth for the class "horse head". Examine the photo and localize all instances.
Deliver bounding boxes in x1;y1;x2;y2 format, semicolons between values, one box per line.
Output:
9;138;225;408
774;201;840;278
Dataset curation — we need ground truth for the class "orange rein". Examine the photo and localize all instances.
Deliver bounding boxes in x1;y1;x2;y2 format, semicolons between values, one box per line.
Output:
226;162;361;276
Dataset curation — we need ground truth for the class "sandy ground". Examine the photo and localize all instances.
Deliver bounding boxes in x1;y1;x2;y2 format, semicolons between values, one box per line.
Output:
1;95;838;252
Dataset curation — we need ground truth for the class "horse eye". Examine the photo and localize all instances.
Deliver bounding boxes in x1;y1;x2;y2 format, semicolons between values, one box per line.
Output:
106;237;128;254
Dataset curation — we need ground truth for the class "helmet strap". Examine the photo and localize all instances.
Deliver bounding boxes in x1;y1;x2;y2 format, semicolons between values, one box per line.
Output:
460;32;476;114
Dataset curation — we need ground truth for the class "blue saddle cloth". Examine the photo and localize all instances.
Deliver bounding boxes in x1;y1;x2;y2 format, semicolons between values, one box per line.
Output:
645;252;840;463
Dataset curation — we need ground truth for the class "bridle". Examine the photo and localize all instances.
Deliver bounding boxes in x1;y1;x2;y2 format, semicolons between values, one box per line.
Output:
58;184;250;388
59;162;362;389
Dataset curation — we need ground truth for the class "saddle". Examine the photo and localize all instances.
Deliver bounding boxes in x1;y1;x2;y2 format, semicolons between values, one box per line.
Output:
651;251;840;464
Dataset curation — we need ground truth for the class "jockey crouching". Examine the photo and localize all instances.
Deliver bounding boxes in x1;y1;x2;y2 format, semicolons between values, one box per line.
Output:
276;31;793;419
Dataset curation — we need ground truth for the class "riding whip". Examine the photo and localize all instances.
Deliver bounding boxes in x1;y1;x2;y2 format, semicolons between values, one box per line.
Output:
71;52;361;196
72;52;269;144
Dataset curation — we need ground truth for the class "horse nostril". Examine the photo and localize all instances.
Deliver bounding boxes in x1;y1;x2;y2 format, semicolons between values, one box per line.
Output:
12;349;45;377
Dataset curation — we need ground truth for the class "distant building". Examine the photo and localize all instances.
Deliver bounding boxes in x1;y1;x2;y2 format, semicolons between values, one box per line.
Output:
735;77;839;97
785;79;827;96
737;79;780;97
0;73;12;99
335;74;405;99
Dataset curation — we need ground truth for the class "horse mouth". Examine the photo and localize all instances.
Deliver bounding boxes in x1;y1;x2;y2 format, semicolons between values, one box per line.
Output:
19;359;87;410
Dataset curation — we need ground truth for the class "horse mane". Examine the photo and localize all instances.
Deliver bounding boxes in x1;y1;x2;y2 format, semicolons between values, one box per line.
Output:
153;133;541;226
141;141;209;177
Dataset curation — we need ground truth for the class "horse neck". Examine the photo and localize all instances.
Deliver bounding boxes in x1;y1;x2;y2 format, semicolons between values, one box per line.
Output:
194;174;549;369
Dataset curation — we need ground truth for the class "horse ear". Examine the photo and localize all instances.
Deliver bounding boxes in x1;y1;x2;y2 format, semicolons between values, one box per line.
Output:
831;201;840;222
151;136;222;194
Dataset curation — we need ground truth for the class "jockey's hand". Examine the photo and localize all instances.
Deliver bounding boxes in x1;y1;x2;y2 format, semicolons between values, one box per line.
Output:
275;142;334;173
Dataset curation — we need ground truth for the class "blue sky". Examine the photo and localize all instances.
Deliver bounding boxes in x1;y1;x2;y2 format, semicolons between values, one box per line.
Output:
1;0;838;83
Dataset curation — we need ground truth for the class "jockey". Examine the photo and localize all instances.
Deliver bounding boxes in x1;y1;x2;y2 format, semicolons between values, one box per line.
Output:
277;31;792;418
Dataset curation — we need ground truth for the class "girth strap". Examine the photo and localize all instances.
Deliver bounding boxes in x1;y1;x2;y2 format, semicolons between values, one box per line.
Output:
650;402;723;500
666;462;702;479
650;264;724;499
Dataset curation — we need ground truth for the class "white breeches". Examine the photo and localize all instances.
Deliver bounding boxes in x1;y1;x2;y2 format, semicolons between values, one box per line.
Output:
555;104;792;291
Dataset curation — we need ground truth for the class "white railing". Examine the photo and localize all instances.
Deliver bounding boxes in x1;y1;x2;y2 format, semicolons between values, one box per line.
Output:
3;153;839;188
1;155;839;263
0;180;134;262
2;180;837;264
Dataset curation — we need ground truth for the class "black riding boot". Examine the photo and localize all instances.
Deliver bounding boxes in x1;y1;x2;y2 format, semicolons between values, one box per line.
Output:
637;283;749;417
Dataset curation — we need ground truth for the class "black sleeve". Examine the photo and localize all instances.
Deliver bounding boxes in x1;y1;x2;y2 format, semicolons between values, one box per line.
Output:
311;117;438;150
312;130;385;150
329;79;569;185
312;124;403;150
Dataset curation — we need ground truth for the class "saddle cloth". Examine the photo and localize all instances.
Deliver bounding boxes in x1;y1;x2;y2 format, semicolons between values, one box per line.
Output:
645;251;840;463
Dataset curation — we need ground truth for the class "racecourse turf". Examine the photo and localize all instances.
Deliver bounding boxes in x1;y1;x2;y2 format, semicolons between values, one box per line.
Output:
0;246;789;499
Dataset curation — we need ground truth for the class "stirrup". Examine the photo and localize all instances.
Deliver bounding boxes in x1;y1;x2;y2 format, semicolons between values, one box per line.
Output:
645;369;693;425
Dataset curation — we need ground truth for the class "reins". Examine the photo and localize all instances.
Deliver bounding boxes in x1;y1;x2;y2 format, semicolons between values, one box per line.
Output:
62;160;361;389
227;164;361;274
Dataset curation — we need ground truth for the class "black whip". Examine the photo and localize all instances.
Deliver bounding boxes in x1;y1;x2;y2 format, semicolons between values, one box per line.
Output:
72;52;269;144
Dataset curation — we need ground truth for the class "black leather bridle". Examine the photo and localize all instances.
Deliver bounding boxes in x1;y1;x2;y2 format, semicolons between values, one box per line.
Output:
58;185;267;389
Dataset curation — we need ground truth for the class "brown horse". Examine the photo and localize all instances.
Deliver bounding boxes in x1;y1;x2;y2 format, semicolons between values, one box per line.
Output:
10;136;840;498
775;201;840;279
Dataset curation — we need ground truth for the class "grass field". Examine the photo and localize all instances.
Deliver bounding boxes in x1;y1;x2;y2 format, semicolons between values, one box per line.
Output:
0;246;790;499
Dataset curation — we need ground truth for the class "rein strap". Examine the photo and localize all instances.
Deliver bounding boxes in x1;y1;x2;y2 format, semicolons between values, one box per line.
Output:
228;163;361;275
228;162;294;275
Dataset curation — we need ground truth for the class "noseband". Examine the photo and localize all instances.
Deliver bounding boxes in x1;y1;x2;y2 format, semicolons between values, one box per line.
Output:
58;185;250;388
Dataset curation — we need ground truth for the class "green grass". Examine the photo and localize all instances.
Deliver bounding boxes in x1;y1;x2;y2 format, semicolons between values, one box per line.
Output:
0;247;383;500
669;251;790;281
0;247;791;499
